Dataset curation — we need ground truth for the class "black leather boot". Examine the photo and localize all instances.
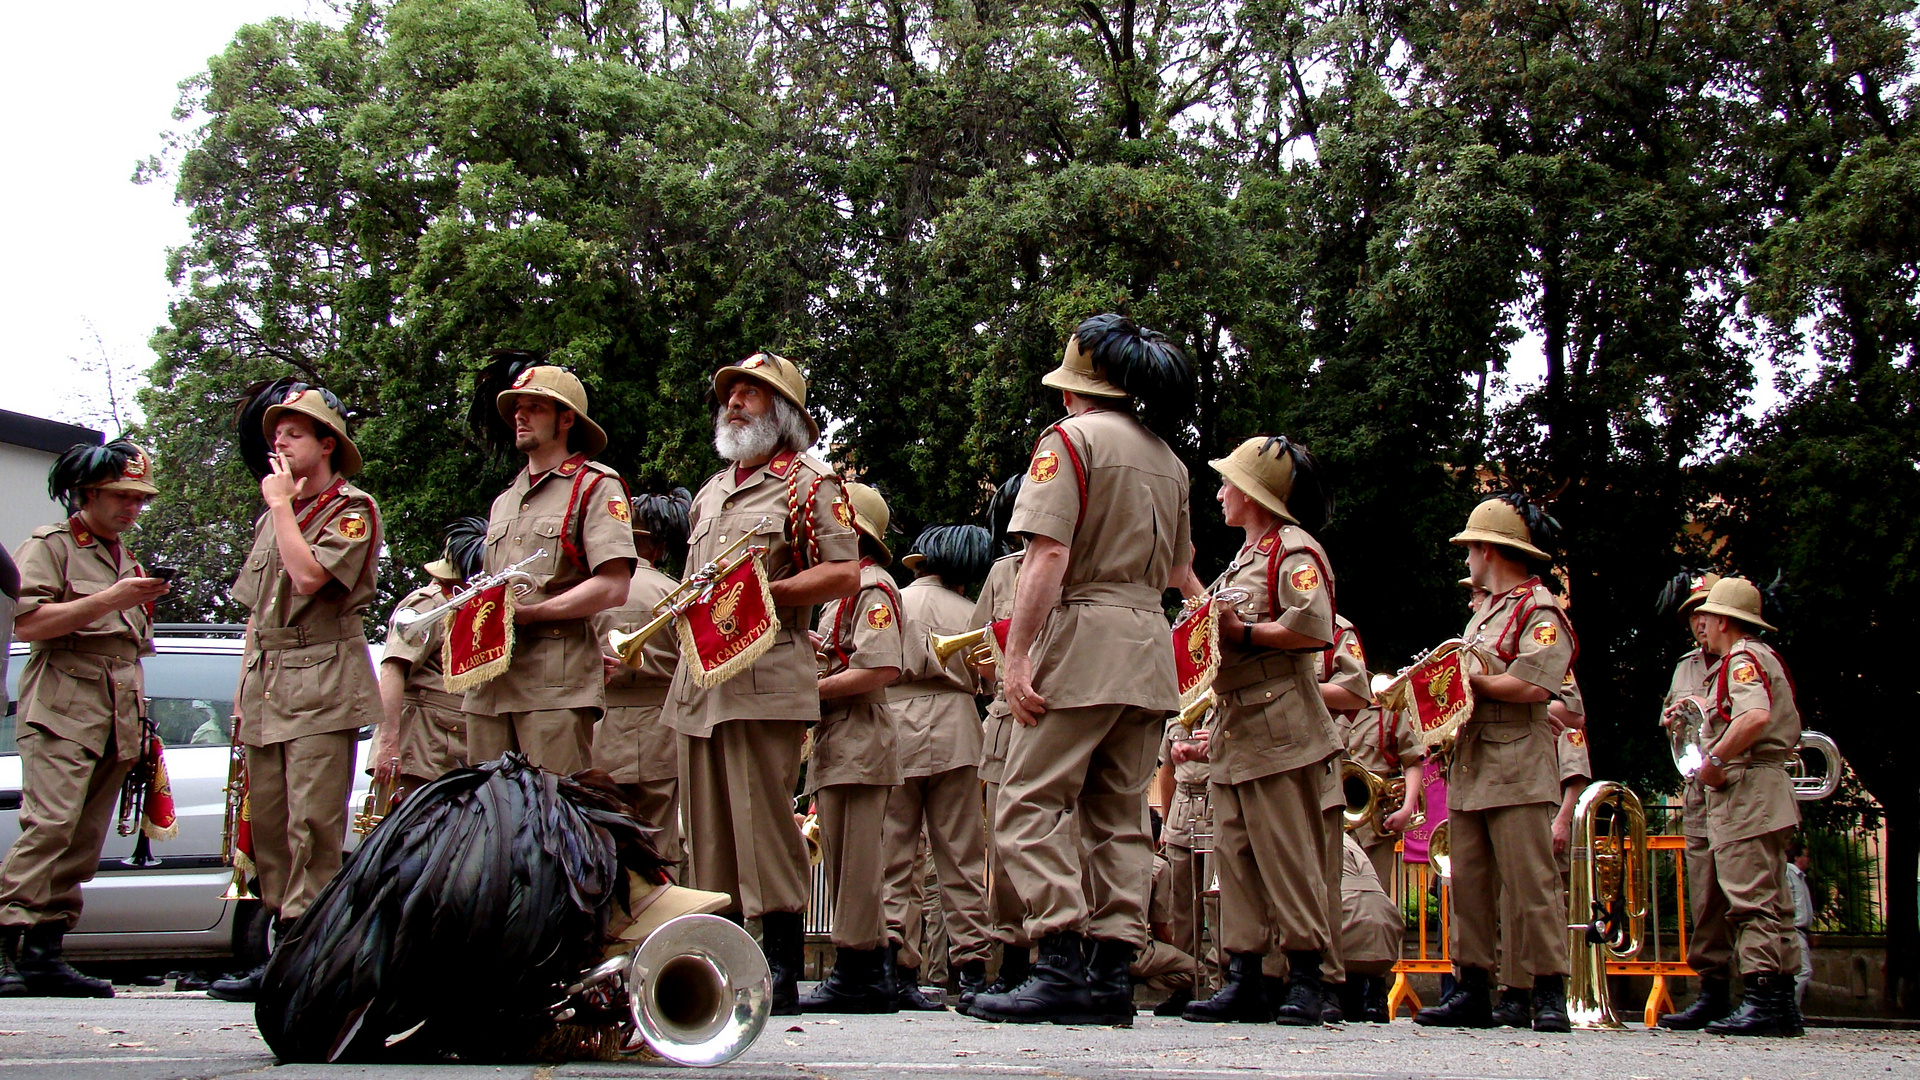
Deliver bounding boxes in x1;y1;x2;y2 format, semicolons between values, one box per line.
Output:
17;924;112;998
1659;977;1731;1030
1490;986;1531;1027
1320;982;1346;1023
887;946;947;1011
1360;976;1392;1023
760;911;805;1016
1274;950;1325;1026
968;931;1097;1024
962;945;1028;1015
1706;973;1802;1037
1414;966;1494;1028
1085;938;1136;1026
1182;953;1270;1023
801;946;895;1013
0;929;27;997
956;959;988;1004
1152;986;1193;1017
1530;974;1570;1032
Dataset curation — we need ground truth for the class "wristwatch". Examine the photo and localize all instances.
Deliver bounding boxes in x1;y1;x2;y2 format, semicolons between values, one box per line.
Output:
1707;752;1725;769
1242;624;1255;649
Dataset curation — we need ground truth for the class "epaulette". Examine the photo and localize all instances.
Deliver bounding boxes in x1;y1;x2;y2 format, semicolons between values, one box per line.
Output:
583;460;623;477
992;550;1025;565
30;523;64;541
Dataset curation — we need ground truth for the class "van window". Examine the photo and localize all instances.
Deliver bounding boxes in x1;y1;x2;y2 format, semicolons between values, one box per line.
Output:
4;648;241;752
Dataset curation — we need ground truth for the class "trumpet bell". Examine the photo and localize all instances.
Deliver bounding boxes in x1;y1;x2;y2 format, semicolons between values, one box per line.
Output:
627;913;770;1067
1791;730;1843;801
929;627;990;665
1668;696;1709;778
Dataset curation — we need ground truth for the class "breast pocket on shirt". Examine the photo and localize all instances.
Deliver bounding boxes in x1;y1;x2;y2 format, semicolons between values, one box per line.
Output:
276;643;335;710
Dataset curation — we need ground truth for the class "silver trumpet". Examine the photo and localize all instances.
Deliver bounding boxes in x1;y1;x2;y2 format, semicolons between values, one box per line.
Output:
553;913;770;1067
391;550;546;645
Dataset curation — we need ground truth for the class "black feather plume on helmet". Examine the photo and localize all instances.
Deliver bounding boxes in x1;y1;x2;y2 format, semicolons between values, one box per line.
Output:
235;377;346;480
48;440;144;513
986;472;1025;553
1256;435;1335;534
632;487;693;557
1073;313;1194;438
910;524;994;588
1760;569;1790;624
467;350;545;455
444;516;489;581
1493;491;1562;559
1655;567;1711;619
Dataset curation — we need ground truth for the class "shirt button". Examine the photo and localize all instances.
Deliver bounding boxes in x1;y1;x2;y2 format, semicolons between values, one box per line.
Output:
719;535;728;545
264;691;273;700
724;500;734;509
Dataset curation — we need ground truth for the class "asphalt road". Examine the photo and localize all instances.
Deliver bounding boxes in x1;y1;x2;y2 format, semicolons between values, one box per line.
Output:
0;993;1913;1080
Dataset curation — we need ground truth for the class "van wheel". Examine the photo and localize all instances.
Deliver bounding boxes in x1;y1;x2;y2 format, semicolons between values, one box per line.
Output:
231;900;272;969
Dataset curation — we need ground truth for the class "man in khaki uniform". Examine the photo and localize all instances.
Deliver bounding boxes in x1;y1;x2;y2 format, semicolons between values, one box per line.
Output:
971;315;1194;1027
883;525;992;1008
958;476;1027;1015
1337;833;1402;1022
593;490;691;870
1689;578;1805;1037
1333;618;1425;900
665;353;861;1016
465;365;636;773
1312;613;1382;1022
1415;494;1575;1032
215;388;383;1001
373;522;479;804
0;440;165;997
1133;853;1199;1000
800;483;904;1012
1151;712;1212;1017
1178;436;1339;1027
1656;571;1738;1029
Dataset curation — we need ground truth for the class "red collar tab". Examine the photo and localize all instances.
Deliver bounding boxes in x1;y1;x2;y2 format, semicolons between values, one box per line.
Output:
1253;524;1282;557
767;450;798;479
68;515;95;547
1509;577;1541;598
556;454;588;478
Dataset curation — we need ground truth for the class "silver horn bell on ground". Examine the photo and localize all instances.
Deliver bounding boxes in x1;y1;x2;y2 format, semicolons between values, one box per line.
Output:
627;913;771;1067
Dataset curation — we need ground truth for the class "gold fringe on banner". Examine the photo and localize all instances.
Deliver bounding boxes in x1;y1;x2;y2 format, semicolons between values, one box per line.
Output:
678;555;780;688
442;586;516;694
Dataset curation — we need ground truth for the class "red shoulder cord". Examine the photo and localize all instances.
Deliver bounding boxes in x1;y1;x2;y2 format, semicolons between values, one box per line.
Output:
1713;644;1788;722
785;463;837;572
1491;579;1580;671
1265;527;1335;626
826;560;903;670
1035;423;1090;531
300;480;383;596
556;454;631;571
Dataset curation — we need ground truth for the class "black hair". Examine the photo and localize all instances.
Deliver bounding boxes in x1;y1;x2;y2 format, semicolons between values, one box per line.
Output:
467;350;545;455
236;377;347;480
444;516;489;580
632;488;693;559
909;524;994;588
986;472;1024;553
48;440;149;513
1072;313;1193;439
1255;435;1334;534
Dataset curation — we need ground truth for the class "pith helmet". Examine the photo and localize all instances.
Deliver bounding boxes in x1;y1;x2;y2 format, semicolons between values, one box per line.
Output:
843;481;893;566
263;388;364;477
495;365;608;458
1041;331;1129;399
423;540;462;583
1450;498;1550;562
1680;571;1723;615
1694;576;1777;632
712;353;821;445
1209;437;1300;524
90;443;160;497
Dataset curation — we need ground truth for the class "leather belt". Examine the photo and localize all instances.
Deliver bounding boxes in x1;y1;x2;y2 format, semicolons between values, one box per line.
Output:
1060;581;1163;612
1175;780;1208;797
255;617;364;650
405;687;467;712
41;636;141;662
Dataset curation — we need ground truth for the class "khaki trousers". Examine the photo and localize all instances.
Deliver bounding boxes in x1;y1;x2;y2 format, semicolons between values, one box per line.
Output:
626;776;682;882
247;731;356;920
996;703;1159;947
467;707;595;774
0;726;134;930
1449;802;1567;977
882;766;991;967
1700;827;1800;976
1342;887;1403;976
679;720;809;918
982;781;1029;947
1320;803;1346;984
1211;764;1332;956
1363;839;1399;905
1132;937;1197;993
1685;832;1735;980
816;782;892;950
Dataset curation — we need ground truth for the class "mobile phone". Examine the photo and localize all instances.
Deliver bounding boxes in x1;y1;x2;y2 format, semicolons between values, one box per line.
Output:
148;567;180;582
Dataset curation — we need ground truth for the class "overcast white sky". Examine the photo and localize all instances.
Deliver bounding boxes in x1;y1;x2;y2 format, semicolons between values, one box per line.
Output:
0;1;335;433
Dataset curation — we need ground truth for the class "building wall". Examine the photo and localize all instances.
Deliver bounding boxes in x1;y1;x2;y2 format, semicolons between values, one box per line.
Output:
0;442;71;555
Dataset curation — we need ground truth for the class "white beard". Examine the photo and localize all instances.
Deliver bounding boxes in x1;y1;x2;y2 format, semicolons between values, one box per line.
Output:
714;411;781;463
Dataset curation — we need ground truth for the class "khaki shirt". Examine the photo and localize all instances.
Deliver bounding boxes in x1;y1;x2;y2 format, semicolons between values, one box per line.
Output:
973;551;1021;782
1206;525;1339;785
233;480;382;746
807;561;903;792
888;576;983;778
1702;640;1801;843
1341;833;1387;898
13;520;152;759
382;584;468;777
592;560;683;783
1666;648;1716;838
1448;578;1572;811
1007;409;1191;711
665;452;860;737
1556;726;1593;787
465;457;637;716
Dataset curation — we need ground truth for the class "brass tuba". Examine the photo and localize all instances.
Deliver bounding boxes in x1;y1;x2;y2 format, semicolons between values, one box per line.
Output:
1566;780;1650;1029
800;813;824;867
1341;760;1422;835
556;913;770;1066
352;759;402;836
1790;731;1843;801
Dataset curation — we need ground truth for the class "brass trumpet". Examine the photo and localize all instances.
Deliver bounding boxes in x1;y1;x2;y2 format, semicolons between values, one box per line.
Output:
1173;689;1218;731
609;517;774;667
800;813;823;867
1341;760;1422;834
1566;780;1650;1029
391;549;546;645
353;759;402;835
218;723;253;902
930;626;995;667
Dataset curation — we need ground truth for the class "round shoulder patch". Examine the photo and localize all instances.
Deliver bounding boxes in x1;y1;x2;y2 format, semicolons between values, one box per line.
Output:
608;497;631;523
1345;637;1364;662
1531;621;1558;646
1029;450;1060;484
1289;564;1321;592
1567;729;1586;747
1731;660;1759;684
335;511;370;541
833;499;855;529
865;603;894;630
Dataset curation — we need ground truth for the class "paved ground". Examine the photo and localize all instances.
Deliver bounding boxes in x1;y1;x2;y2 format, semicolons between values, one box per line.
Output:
2;994;1914;1080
